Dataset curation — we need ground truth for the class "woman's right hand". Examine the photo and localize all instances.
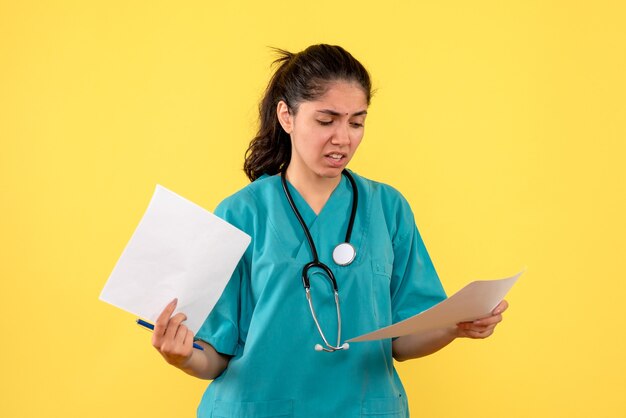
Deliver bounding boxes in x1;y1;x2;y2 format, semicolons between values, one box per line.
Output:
152;298;195;368
151;298;231;379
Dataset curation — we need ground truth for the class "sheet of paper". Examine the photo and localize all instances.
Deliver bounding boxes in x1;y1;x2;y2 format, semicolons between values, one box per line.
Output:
347;270;523;342
99;185;251;334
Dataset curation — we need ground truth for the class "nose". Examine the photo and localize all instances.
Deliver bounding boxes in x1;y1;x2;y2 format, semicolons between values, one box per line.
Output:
330;122;351;146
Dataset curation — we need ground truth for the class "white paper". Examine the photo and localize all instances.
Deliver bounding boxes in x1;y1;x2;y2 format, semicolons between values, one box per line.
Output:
99;185;251;334
347;270;523;342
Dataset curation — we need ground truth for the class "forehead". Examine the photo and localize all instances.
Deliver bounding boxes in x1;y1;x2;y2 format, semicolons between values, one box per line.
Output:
300;81;368;114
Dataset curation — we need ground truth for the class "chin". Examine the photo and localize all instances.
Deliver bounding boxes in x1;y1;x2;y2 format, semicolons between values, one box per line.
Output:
316;167;345;179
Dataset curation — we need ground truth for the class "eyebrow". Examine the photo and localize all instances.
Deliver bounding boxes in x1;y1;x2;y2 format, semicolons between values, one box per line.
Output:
316;109;368;117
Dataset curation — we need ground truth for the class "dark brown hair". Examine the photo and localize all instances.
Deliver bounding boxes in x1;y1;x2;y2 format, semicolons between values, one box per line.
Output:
243;44;372;181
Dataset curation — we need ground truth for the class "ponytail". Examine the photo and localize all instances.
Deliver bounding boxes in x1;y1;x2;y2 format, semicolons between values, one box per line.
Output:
243;45;372;181
243;49;294;181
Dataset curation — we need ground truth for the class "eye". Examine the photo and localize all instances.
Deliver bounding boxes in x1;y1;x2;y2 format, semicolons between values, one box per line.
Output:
317;120;333;126
350;122;364;128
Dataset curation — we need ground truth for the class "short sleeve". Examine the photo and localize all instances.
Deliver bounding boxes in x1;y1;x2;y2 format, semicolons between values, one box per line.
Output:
195;259;245;356
194;195;252;356
389;203;447;324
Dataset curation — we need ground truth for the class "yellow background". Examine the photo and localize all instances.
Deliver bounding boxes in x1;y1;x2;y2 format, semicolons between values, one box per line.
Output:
1;1;624;417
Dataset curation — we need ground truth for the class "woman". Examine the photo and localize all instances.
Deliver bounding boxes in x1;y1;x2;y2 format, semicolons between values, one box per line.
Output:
152;44;508;417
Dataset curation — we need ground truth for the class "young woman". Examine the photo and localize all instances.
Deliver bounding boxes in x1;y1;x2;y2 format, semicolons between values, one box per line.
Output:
151;44;508;418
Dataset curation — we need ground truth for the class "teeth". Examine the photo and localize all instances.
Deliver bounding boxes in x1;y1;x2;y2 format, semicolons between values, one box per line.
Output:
328;154;343;160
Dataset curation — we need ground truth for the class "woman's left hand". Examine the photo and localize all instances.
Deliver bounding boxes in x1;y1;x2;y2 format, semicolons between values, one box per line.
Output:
455;300;509;339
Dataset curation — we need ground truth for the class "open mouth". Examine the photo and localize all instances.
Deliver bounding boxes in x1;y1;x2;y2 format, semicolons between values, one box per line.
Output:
324;152;347;168
326;153;345;161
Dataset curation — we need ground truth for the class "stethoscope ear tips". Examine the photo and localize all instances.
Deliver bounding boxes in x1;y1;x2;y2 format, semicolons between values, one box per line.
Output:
341;343;350;350
314;344;324;351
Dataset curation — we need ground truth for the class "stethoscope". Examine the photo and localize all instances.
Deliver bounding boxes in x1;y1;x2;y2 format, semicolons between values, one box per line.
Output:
281;169;358;353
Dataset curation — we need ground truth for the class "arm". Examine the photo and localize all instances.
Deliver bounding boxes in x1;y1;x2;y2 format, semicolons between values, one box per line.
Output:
152;298;230;380
392;300;509;362
392;327;457;362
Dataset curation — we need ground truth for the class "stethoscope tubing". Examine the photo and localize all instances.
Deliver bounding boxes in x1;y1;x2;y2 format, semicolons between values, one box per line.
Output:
280;169;358;352
343;170;358;244
280;169;358;265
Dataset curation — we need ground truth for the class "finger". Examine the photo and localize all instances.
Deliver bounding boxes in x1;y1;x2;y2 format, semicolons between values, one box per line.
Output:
458;317;499;328
456;321;475;331
471;323;498;333
492;300;509;315
161;326;192;362
463;327;495;339
473;314;503;327
177;330;195;361
163;312;188;342
154;298;178;336
175;323;189;347
183;328;194;351
457;320;499;335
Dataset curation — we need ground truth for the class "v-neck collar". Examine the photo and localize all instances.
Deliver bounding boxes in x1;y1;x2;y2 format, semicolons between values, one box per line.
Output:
283;173;350;227
259;169;368;267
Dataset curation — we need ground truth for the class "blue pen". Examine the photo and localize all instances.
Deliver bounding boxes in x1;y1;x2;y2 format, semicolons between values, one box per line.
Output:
136;318;205;351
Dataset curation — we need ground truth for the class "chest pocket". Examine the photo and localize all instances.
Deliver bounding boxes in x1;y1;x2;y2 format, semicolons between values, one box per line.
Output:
361;397;406;417
365;258;394;326
213;399;293;418
371;259;393;279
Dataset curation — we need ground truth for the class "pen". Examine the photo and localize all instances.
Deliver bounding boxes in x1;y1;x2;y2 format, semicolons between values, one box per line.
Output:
136;318;205;351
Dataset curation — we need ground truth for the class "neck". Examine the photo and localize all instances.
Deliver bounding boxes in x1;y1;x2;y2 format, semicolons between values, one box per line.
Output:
285;166;343;215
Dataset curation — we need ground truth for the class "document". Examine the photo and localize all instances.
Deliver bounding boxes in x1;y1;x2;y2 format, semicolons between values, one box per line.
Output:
99;185;251;334
347;270;523;342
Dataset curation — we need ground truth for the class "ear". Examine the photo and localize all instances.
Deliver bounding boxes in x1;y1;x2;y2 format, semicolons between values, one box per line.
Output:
276;100;293;134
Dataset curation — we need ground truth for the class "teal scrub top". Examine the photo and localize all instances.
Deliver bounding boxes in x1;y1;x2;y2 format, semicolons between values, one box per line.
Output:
196;171;446;418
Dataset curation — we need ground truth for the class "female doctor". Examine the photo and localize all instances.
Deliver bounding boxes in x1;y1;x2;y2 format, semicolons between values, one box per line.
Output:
151;44;508;418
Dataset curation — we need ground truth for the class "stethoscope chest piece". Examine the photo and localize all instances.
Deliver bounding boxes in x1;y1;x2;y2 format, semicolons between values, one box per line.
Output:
281;169;358;353
333;242;356;266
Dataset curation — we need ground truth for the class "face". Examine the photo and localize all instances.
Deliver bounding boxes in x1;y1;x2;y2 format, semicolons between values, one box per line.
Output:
277;81;368;181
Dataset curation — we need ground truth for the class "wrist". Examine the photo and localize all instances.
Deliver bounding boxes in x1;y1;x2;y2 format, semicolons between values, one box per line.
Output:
449;325;463;339
178;350;197;371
